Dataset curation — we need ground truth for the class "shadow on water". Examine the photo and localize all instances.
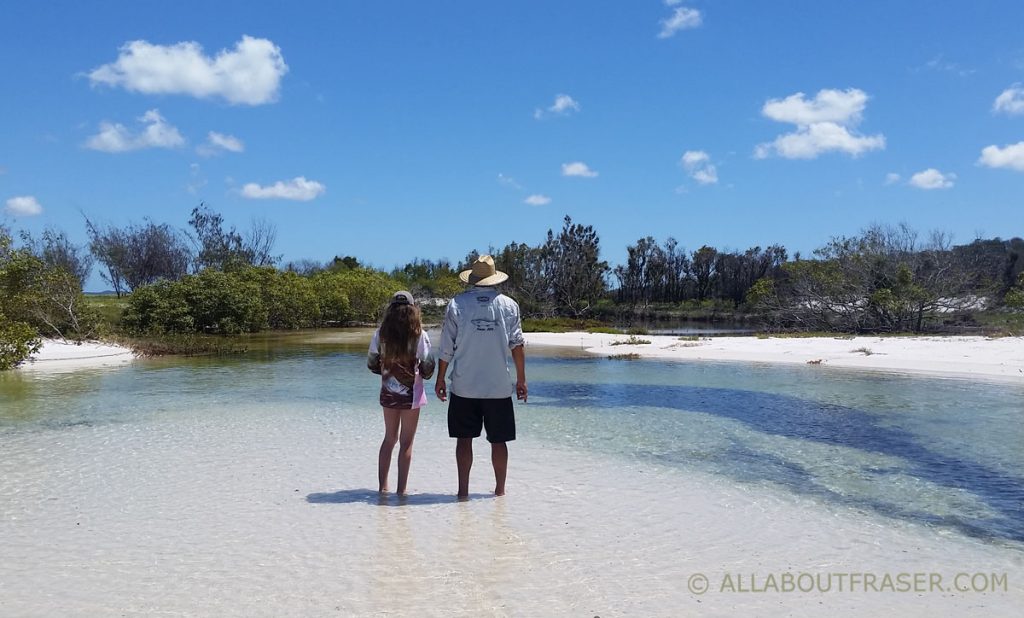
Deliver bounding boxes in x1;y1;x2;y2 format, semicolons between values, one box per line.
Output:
541;380;1024;544
306;489;495;506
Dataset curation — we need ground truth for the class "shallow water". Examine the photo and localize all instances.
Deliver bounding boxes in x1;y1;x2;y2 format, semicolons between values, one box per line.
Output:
2;330;1023;615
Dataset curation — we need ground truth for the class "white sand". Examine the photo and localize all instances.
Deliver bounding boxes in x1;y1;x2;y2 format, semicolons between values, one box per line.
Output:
2;404;1021;617
18;338;135;371
527;333;1024;383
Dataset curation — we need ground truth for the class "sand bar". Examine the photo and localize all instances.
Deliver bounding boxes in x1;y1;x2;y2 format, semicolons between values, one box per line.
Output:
17;338;135;371
526;332;1024;383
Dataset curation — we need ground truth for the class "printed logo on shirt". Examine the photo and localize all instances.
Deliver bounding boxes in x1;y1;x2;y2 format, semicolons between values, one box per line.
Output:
471;318;497;331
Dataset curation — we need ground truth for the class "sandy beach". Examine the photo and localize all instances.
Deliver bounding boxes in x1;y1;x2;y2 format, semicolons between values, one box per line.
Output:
526;333;1024;383
17;338;136;371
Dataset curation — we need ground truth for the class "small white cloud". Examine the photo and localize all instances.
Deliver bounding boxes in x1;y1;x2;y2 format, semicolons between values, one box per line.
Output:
908;168;955;190
658;7;702;38
187;162;208;195
85;109;185;153
561;161;599;178
755;89;885;160
920;55;975;77
5;195;43;216
197;131;245;157
978;141;1024;172
680;150;718;185
993;85;1024;116
884;172;901;185
88;36;288;105
524;194;551;206
534;93;580;119
762;88;868;125
241;176;325;201
497;173;523;190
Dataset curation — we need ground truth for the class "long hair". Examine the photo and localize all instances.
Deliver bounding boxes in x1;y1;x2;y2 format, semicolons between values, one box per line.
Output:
378;302;422;370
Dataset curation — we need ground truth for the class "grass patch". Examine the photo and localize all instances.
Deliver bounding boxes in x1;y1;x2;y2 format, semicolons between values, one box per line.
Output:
586;326;620;334
678;335;702;341
625;326;649;335
84;294;130;328
607;353;642;360
111;333;248;357
609;335;652;346
851;347;874;355
522;317;609;333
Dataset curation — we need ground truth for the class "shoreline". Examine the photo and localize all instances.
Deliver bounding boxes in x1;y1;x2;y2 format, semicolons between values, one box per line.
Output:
17;338;136;372
526;332;1024;384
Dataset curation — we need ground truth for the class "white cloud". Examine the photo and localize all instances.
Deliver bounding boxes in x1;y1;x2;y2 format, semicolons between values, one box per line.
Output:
762;88;868;125
680;150;718;185
658;7;702;38
908;168;955;190
241;176;325;201
755;88;885;159
993;85;1024;116
561;161;599;178
884;172;901;185
84;109;185;153
534;93;580;119
88;35;288;106
197;131;244;157
978;141;1024;172
5;195;43;216
497;173;523;190
524;194;551;206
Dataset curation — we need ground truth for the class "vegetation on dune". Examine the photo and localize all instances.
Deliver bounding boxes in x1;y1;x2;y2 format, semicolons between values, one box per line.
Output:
2;202;1023;370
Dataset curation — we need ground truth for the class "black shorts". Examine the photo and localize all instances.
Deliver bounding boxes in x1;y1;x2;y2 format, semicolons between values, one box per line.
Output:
448;393;516;443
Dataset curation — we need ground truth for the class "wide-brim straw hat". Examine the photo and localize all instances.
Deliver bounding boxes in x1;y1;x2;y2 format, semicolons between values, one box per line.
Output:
459;255;509;286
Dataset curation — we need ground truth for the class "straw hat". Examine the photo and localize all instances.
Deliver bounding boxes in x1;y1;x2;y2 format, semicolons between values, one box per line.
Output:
458;255;509;286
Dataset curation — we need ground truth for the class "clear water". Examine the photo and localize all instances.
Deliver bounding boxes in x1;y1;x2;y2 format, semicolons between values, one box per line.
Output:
2;330;1023;546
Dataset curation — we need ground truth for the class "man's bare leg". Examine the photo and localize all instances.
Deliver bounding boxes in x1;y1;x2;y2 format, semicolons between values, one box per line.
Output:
456;438;473;498
491;442;508;496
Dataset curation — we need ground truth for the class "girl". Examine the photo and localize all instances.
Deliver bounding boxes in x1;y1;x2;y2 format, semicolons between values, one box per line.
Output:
367;291;435;494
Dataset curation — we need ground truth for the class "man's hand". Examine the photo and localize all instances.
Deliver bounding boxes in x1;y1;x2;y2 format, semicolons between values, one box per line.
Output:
435;378;448;402
516;379;528;403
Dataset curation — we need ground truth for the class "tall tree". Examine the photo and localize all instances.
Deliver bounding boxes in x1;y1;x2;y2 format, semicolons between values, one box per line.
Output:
188;204;280;271
544;215;609;317
86;217;191;294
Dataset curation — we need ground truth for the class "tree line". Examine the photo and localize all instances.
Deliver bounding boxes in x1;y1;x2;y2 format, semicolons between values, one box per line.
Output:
3;207;1023;368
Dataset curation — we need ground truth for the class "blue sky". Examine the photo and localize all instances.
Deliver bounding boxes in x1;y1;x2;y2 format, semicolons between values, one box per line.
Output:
2;1;1023;290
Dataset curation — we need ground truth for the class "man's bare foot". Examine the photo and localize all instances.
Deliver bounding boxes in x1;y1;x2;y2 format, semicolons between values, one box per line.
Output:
379;487;389;494
494;487;505;496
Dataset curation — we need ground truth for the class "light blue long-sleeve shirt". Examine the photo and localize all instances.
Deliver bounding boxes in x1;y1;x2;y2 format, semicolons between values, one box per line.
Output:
438;286;525;399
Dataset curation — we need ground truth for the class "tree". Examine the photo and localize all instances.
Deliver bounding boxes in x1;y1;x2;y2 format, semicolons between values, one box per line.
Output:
188;203;280;271
22;227;93;285
543;215;609;317
691;246;718;302
495;242;549;315
86;217;191;294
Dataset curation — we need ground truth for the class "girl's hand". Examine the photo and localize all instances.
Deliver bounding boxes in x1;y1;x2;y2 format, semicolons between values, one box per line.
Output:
435;378;448;402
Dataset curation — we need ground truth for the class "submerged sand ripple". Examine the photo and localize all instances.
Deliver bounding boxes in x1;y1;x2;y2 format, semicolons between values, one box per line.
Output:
2;402;1022;616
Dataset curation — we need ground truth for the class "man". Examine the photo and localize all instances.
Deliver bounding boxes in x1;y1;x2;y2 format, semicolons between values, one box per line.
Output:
435;255;527;498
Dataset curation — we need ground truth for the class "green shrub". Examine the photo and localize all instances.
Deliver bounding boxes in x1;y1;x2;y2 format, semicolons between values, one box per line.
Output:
0;311;41;369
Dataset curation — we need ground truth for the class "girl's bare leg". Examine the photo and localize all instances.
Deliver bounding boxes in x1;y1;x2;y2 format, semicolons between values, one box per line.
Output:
396;408;420;495
378;408;401;492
